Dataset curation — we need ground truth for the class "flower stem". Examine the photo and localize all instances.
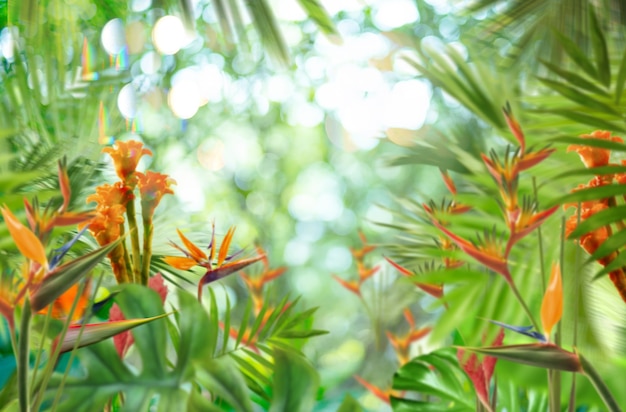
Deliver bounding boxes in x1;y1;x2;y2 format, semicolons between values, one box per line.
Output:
18;300;31;412
141;215;153;285
125;198;142;283
507;279;540;332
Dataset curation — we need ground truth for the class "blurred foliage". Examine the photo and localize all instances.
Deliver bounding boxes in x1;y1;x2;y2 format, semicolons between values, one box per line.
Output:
2;0;626;410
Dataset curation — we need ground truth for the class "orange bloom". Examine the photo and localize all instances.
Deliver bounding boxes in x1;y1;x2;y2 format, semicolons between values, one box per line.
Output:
39;282;90;323
240;247;287;314
385;257;443;299
82;204;126;246
163;225;264;300
137;171;176;217
386;309;431;365
502;103;525;154
102;140;152;186
354;375;395;404
86;182;133;211
332;275;361;296
1;205;48;267
432;220;511;283
567;130;623;168
541;264;562;341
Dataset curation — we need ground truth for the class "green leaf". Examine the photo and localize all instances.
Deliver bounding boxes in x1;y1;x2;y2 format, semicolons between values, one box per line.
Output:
539;59;608;96
207;287;219;357
534;109;626;134
196;357;253;412
391;347;474;411
187;389;223;412
295;0;337;35
276;329;328;339
588;6;610;87
578;350;621;412
337;394;364;412
460;343;582;372
536;77;619;115
54;314;170;353
45;286;209;411
173;288;212;375
551;30;597;79
30;238;123;312
588;228;626;262
245;0;289;66
548;184;626;208
269;347;320;412
550;135;626;152
615;49;626;104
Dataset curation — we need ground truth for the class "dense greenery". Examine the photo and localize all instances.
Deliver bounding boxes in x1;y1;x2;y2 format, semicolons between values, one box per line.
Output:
1;0;626;411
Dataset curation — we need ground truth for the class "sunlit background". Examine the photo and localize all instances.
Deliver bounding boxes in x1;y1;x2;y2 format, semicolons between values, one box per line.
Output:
0;0;471;409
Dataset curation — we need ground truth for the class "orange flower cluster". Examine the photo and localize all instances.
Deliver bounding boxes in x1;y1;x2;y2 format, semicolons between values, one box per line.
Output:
333;232;380;297
425;106;557;285
82;140;175;284
565;130;626;302
354;309;429;404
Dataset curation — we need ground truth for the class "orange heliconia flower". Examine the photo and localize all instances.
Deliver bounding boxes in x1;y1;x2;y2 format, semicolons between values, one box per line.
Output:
137;171;176;218
102;140;152;186
541;264;562;341
81;204;126;246
386;309;431;365
240;247;287;314
567;130;623;168
354;375;396;404
432;220;511;283
86;182;134;210
385;257;443;299
332;275;361;296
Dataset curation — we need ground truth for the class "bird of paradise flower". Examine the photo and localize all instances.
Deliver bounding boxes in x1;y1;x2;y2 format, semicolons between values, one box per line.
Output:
163;223;264;300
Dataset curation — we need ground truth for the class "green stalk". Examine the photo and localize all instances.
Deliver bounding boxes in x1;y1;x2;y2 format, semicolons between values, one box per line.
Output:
50;274;104;411
140;215;153;286
30;305;53;390
578;351;621;412
31;282;86;412
532;177;546;292
125;198;142;283
119;223;133;282
507;279;540;332
569;206;582;412
18;300;31;412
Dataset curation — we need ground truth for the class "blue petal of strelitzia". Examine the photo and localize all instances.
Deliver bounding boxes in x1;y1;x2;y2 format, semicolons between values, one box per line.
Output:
488;319;547;343
50;226;89;269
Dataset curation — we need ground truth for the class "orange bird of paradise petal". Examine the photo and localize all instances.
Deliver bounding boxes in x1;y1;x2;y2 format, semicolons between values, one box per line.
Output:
541;263;563;341
198;255;264;301
175;229;207;261
1;205;48;268
164;226;263;301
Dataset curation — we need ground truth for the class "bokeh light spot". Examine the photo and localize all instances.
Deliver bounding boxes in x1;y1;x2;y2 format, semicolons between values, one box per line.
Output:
101;18;126;55
152;15;185;55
